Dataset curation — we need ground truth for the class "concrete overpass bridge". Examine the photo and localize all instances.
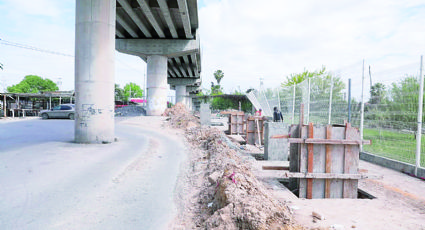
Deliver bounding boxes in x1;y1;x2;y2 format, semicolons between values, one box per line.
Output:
75;0;201;143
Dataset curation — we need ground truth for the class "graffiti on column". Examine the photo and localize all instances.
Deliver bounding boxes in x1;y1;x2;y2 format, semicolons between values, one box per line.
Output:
148;96;167;111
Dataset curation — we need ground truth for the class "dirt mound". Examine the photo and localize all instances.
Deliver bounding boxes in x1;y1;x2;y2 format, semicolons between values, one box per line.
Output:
163;103;199;129
185;127;297;229
165;106;300;229
163;102;188;116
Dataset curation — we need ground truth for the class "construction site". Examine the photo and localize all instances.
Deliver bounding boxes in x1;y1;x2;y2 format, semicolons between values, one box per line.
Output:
163;101;425;229
1;0;424;229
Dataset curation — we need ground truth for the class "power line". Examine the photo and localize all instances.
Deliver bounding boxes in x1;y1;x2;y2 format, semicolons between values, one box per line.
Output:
0;38;146;76
0;38;74;57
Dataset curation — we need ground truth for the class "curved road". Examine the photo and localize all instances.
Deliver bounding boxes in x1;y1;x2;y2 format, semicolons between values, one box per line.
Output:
0;117;186;229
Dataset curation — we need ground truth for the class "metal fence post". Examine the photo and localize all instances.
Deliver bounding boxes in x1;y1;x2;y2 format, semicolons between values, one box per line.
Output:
292;84;296;124
415;55;424;175
360;60;365;151
348;79;352;123
328;75;333;124
307;78;311;124
277;88;281;111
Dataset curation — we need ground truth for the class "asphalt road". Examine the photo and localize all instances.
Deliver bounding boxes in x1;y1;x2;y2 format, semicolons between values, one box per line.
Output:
0;117;186;230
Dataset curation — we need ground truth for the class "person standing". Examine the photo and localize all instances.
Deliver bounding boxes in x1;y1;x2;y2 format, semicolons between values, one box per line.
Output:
255;108;262;116
273;107;283;122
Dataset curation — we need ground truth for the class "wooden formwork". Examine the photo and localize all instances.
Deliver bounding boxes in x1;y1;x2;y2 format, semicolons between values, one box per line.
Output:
246;116;265;145
271;104;372;199
228;111;245;134
285;123;370;199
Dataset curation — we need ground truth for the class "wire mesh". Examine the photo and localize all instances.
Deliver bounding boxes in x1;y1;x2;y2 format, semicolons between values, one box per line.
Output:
246;60;425;168
360;68;424;166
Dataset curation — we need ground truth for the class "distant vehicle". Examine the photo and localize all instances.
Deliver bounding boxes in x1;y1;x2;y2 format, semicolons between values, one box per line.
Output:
40;104;75;120
115;100;128;109
129;98;147;104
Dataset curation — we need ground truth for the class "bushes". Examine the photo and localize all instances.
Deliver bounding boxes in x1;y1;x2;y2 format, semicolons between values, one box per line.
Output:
211;96;252;112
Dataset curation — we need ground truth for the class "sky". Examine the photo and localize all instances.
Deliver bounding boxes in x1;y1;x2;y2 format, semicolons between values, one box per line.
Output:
0;0;424;99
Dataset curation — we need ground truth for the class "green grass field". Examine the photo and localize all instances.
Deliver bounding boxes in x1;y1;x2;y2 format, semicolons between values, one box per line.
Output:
282;113;425;167
363;128;425;166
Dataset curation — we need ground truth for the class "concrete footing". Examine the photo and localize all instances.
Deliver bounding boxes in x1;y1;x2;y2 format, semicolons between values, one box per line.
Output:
74;0;116;143
360;152;425;178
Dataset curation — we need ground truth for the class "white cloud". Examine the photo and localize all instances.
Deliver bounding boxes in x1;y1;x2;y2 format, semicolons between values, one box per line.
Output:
1;0;424;99
0;0;146;92
3;0;63;17
199;0;425;95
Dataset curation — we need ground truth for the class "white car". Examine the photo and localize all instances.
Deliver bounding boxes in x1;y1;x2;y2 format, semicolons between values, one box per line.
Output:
40;104;75;120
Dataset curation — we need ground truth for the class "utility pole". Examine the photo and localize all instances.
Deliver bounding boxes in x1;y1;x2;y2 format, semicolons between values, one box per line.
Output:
129;84;132;99
56;77;62;91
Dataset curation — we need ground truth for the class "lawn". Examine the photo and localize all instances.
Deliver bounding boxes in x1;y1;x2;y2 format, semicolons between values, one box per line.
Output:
363;128;425;166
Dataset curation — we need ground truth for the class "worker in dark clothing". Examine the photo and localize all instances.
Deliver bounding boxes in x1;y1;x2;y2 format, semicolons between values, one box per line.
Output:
273;106;283;122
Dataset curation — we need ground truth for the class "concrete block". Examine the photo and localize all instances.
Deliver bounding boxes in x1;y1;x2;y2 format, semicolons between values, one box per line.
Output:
264;122;290;161
200;103;211;126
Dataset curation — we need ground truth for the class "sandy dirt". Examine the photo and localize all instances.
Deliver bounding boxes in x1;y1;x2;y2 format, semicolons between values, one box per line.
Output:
166;104;302;229
166;106;425;230
255;156;425;230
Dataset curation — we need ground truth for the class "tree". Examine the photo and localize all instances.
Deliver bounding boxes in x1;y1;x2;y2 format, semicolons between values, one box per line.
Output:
214;70;224;85
369;83;387;104
389;76;419;130
7;75;58;93
211;70;224;95
115;84;125;101
123;82;143;101
211;85;222;95
211;96;252;112
310;73;345;100
282;66;326;87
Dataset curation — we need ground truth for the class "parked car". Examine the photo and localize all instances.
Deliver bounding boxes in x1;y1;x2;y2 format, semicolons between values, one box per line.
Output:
40;104;75;120
115;100;129;109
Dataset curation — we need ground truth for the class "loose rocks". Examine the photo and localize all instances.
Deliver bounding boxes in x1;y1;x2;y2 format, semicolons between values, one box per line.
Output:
165;104;303;229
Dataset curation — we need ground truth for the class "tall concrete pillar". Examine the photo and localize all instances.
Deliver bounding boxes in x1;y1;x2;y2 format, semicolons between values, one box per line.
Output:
147;55;168;116
187;93;193;111
175;85;187;105
74;0;116;143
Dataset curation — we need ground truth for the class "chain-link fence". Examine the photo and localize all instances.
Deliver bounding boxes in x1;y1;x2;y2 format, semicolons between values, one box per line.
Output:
249;57;425;171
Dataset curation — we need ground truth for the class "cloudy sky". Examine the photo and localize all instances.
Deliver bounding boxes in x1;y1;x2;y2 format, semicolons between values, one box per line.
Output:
0;0;424;98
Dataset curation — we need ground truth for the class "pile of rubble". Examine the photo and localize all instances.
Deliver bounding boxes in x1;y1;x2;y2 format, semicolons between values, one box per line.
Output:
164;104;300;229
163;103;199;129
186;127;297;229
115;105;146;116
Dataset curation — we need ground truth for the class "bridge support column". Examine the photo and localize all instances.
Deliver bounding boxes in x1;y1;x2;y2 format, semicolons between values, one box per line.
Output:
175;85;187;105
187;92;192;110
74;0;116;143
147;55;168;116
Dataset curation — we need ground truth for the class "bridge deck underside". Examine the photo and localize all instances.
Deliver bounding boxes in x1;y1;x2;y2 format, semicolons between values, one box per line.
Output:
115;0;201;80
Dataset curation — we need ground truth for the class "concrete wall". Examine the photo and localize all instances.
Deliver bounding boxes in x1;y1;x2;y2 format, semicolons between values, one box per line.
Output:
264;122;289;161
360;152;425;178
